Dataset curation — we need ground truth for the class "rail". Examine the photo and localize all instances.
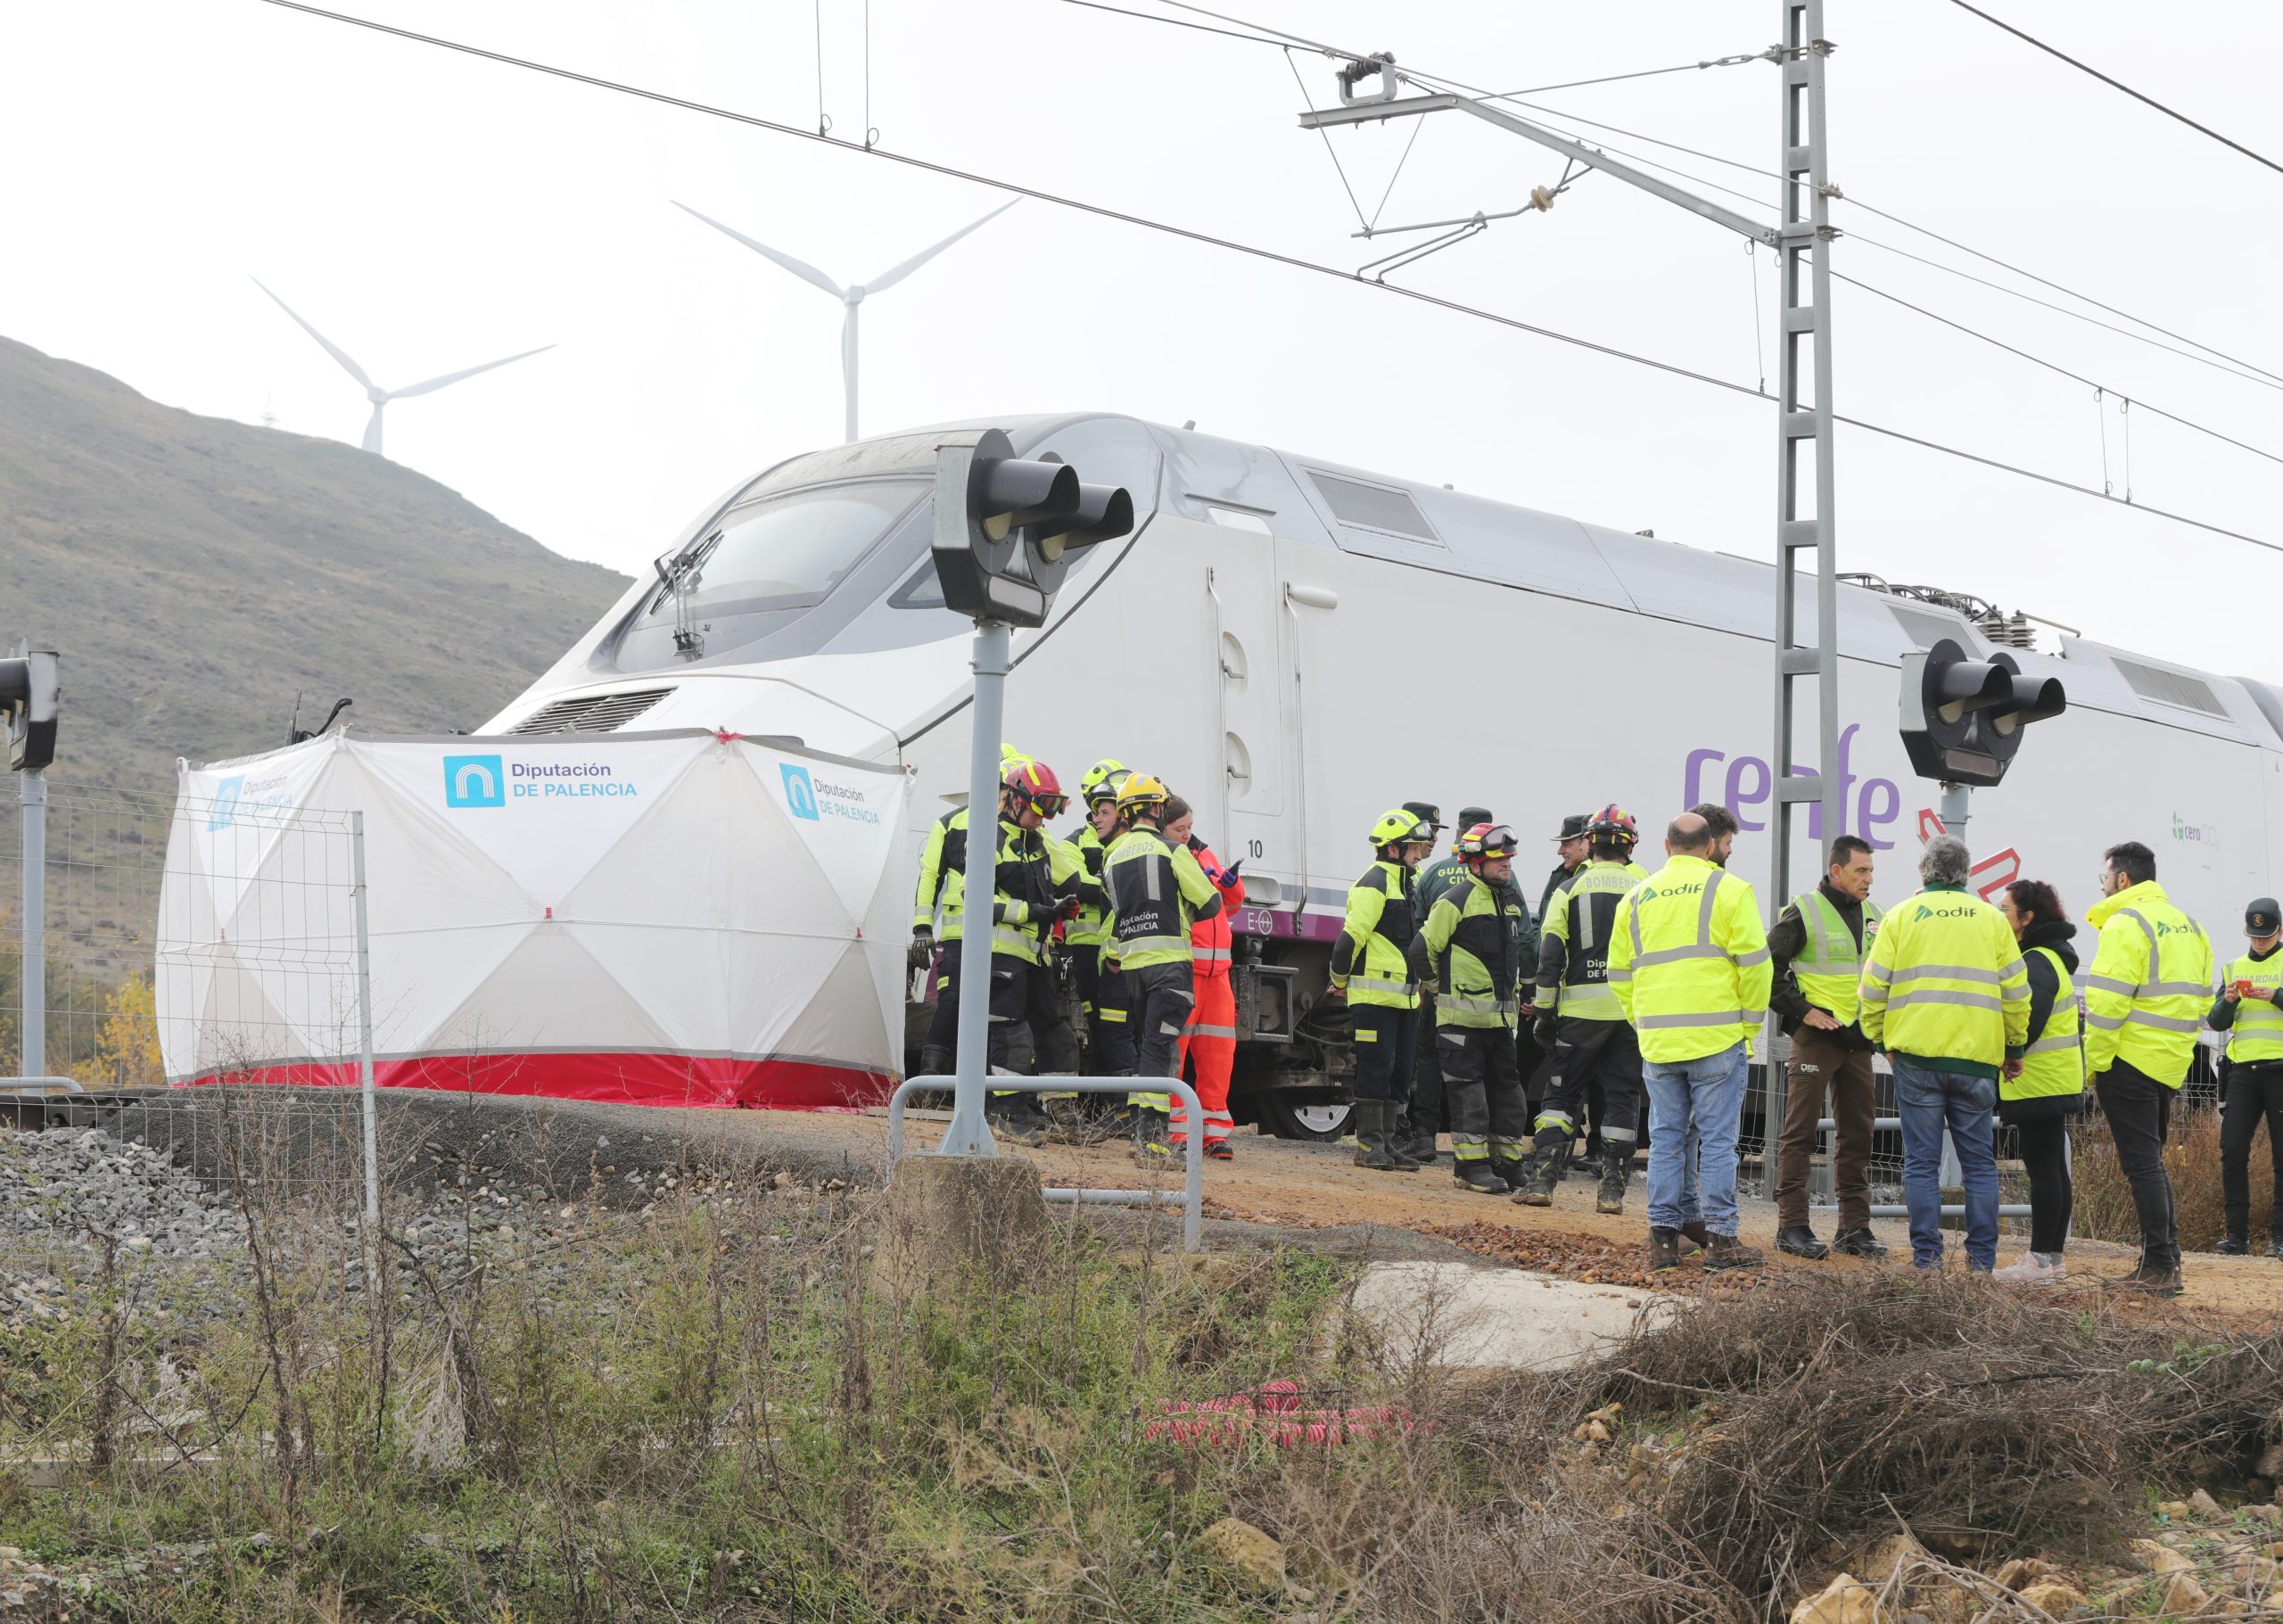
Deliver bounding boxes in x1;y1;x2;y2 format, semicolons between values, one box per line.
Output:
885;1074;1204;1251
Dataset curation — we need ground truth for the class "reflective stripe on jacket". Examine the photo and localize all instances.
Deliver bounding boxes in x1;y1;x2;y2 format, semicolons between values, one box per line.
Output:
1067;823;1113;947
1423;874;1529;1030
2082;879;2212;1087
1535;861;1642;1022
1608;855;1771;1063
1188;842;1245;977
1856;885;2030;1076
2007;944;2086;1101
1331;859;1420;1010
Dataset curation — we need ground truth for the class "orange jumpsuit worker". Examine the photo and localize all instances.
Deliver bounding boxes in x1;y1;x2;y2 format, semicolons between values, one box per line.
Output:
1164;796;1246;1158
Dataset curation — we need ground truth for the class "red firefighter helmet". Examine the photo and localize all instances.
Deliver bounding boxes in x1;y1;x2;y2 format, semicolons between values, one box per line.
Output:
1001;759;1068;818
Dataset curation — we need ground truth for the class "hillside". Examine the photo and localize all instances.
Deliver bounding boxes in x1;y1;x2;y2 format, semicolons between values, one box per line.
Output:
0;335;629;796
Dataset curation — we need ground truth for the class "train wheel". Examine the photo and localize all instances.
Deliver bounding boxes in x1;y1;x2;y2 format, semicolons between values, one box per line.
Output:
1260;1093;1354;1143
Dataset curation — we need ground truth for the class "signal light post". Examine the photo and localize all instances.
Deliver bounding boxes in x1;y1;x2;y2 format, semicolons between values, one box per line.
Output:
2;646;64;1087
927;429;1133;1158
1898;636;2068;839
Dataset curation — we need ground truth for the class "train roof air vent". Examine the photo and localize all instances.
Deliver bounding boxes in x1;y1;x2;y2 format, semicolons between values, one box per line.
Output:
1886;605;1975;652
2113;657;2226;718
1306;471;1439;542
508;688;676;735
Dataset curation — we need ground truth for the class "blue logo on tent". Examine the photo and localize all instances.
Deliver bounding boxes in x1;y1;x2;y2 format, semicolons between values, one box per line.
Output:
207;776;244;830
443;754;507;809
779;763;820;820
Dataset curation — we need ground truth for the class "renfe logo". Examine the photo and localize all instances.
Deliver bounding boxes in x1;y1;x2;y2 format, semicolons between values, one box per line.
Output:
780;763;820;820
207;776;244;831
443;754;507;809
1683;721;1901;850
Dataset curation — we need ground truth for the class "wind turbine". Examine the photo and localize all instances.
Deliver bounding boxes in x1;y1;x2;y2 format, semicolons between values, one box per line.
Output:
672;198;1017;442
251;278;553;458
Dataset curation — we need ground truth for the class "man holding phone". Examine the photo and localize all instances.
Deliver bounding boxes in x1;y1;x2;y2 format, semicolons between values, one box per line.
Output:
2210;897;2283;1257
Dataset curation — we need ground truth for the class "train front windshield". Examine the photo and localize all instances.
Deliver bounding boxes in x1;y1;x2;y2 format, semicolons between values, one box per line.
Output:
643;480;927;621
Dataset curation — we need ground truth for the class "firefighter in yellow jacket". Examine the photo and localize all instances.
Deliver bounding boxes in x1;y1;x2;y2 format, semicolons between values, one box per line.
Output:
1331;808;1435;1172
2081;839;2211;1295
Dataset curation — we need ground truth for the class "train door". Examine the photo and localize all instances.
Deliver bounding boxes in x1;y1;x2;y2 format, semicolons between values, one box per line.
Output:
1203;523;1287;907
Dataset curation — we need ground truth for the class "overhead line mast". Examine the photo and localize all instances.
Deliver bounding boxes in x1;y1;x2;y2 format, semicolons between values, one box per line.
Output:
1303;2;1840;1169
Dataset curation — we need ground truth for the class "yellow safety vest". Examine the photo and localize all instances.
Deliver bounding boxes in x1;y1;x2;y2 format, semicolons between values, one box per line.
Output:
1789;891;1882;1026
2006;944;2086;1101
2083;880;2212;1088
1608;855;1771;1063
1332;859;1422;1010
1538;861;1641;1022
2221;950;2283;1065
911;807;971;939
1066;823;1113;948
1857;886;2031;1074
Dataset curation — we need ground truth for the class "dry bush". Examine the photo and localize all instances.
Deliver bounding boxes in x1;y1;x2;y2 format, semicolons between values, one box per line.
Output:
2073;1097;2271;1250
1486;1270;2283;1606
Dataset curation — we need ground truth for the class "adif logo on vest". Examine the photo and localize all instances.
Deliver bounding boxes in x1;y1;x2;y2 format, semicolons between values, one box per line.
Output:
1636;881;1705;905
1909;902;1979;921
443;754;506;809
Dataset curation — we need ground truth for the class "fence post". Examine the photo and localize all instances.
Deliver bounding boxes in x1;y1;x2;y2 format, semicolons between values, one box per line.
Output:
350;812;380;1233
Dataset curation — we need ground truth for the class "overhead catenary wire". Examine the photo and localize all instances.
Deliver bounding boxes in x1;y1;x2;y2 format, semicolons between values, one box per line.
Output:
1282;47;1370;232
1945;0;2283;180
246;0;2283;559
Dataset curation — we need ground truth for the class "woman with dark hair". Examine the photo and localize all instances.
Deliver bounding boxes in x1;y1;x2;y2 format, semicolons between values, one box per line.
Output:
1992;878;2088;1283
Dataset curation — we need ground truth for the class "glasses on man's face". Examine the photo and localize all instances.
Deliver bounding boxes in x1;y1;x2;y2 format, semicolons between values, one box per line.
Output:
1035;796;1069;818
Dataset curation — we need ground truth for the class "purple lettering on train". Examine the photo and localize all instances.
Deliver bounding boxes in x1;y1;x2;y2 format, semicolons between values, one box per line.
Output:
1684;722;1900;850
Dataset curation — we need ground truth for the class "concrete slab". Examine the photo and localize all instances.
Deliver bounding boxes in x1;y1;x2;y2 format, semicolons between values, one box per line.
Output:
1349;1260;1674;1371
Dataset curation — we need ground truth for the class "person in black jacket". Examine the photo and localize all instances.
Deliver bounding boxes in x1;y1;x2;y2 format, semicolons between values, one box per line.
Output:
2206;897;2283;1256
1991;878;2087;1284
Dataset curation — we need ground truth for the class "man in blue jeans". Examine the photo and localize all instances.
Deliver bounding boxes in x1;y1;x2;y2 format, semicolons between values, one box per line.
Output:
1857;835;2031;1271
1609;812;1773;1271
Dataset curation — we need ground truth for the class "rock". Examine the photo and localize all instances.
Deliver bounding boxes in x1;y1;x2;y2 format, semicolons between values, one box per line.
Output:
2246;1504;2283;1528
2158;1500;2195;1521
2161;1570;2213;1615
2193;1488;2228;1520
1853;1531;1930;1587
2130;1537;2194;1577
1790;1573;1877;1624
2259;1441;2283;1481
1197;1517;1286;1597
1991;1557;2053;1591
2016;1579;2090;1614
2235;1553;2279;1595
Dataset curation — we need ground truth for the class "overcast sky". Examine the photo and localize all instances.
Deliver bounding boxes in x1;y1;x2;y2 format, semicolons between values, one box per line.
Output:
5;0;2279;676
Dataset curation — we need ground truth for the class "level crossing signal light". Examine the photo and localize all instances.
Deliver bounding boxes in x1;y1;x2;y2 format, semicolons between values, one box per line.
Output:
1898;637;2066;788
930;427;1134;628
0;647;59;771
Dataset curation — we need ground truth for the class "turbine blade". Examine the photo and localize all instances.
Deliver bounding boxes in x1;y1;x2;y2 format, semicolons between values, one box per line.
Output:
672;201;845;298
861;199;1018;294
386;345;556;400
251;276;375;390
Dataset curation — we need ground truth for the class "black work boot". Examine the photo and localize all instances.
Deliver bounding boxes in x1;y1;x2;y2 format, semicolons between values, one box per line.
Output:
1595;1148;1631;1216
1647;1227;1681;1273
1703;1232;1764;1272
1513;1133;1567;1207
2108;1255;2184;1297
1776;1226;1831;1260
1401;1115;1441;1165
2269;1231;2283;1261
918;1045;953;1078
1677;1219;1709;1257
1453;1158;1509;1196
1489;1156;1526;1191
986;1094;1047;1147
2219;1232;2250;1257
1354;1101;1420;1172
1829;1226;1887;1260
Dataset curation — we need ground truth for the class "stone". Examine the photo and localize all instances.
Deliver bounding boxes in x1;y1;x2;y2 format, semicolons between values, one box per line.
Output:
1197;1517;1286;1597
875;1154;1045;1291
2129;1537;2193;1576
2246;1504;2283;1528
1991;1557;2053;1590
2160;1570;2213;1615
2193;1488;2228;1520
2016;1579;2090;1614
1789;1573;1877;1624
1852;1531;1930;1587
2235;1553;2280;1595
2259;1441;2283;1481
2158;1500;2195;1521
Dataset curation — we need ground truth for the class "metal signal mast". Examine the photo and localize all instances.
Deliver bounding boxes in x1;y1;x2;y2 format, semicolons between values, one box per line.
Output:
1301;1;1842;1167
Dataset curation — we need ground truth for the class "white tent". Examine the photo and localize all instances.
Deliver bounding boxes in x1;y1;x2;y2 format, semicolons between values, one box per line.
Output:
157;730;911;1109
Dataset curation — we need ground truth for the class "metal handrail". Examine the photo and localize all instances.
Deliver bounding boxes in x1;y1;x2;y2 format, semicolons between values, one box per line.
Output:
886;1074;1204;1251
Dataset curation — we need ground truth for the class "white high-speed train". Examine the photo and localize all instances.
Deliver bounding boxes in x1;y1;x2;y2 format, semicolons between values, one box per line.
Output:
484;413;2283;1134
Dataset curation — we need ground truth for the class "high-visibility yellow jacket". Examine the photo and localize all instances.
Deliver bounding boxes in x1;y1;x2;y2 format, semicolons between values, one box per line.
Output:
1535;860;1645;1022
1066;822;1114;949
2082;879;2212;1086
2007;944;2086;1102
1331;859;1421;1010
1786;890;1883;1027
1857;885;2030;1076
1422;874;1529;1031
2213;946;2283;1065
1608;854;1771;1063
911;806;971;937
